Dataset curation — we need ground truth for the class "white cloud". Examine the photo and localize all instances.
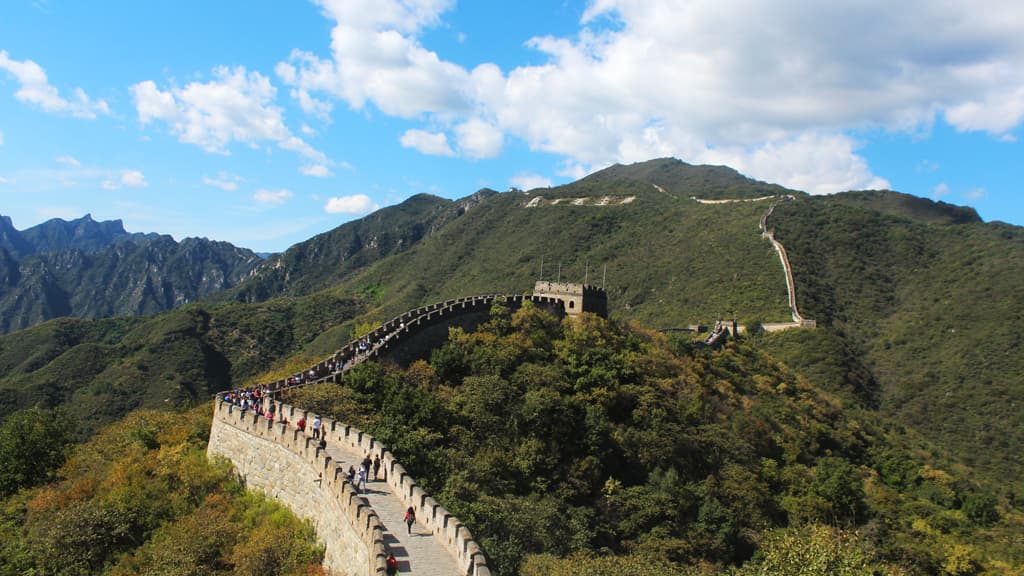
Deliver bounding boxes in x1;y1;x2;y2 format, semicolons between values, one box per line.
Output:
130;66;326;163
455;118;503;159
0;130;4;146
400;129;453;156
290;0;1024;193
0;176;12;185
277;2;470;118
945;87;1024;134
510;173;552;191
0;51;110;119
965;187;986;200
254;188;293;205
300;123;318;136
202;172;242;191
120;170;148;188
300;164;333;177
101;170;149;190
698;133;891;194
325;194;377;214
55;155;81;168
932;182;950;198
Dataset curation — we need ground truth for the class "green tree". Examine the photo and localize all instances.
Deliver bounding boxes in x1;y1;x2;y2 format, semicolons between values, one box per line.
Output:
0;408;75;496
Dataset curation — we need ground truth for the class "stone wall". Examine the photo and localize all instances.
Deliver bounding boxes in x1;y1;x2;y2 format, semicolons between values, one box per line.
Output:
273;400;493;576
207;402;386;576
532;281;608;317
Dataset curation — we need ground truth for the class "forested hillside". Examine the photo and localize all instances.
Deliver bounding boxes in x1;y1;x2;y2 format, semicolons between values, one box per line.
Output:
0;406;323;575
0;292;363;435
280;302;1024;574
770;196;1024;486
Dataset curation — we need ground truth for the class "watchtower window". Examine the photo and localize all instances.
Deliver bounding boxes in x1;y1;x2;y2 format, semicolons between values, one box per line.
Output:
569;301;575;309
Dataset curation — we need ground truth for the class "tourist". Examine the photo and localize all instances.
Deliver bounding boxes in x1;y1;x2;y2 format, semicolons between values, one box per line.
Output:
357;465;367;493
404;506;416;535
296;417;306;433
373;455;381;481
312;415;322;439
386;551;399;575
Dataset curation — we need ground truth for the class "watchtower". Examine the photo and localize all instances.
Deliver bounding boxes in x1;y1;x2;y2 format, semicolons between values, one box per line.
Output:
532;281;608;318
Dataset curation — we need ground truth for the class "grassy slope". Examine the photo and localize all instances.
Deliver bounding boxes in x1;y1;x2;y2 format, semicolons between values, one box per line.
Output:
329;170;793;329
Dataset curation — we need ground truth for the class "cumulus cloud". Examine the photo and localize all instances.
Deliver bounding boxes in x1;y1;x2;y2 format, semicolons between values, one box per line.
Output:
325;194;377;214
510;173;552;191
300;163;333;177
932;182;950;198
202;172;242;191
102;170;149;190
130;66;325;163
287;0;1024;193
455;118;503;159
400;129;454;156
0;51;110;119
254;188;293;205
698;133;890;194
120;170;148;188
276;0;470;118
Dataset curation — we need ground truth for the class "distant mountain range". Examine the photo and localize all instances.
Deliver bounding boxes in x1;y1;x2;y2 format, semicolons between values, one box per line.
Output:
0;214;261;334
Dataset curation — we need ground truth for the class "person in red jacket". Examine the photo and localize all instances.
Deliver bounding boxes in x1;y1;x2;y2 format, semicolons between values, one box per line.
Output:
386;551;399;575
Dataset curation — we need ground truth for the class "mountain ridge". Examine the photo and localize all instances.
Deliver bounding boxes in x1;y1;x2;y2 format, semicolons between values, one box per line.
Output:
0;214;261;333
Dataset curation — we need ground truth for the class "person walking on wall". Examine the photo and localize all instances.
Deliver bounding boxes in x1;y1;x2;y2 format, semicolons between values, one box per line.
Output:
404;506;416;535
386;551;399;575
373;455;381;481
311;415;322;439
357;464;367;493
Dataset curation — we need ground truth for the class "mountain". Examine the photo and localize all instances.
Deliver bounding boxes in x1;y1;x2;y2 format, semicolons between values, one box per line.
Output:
1;157;1022;496
19;213;158;256
225;159;798;330
228;190;495;303
0;215;261;334
217;157;1024;487
768;195;1024;481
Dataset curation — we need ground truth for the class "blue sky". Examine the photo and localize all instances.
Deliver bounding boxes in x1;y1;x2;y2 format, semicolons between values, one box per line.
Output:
1;0;1021;253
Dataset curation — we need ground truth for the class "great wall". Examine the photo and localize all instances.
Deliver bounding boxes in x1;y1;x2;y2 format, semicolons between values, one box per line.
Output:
207;198;812;575
208;283;607;576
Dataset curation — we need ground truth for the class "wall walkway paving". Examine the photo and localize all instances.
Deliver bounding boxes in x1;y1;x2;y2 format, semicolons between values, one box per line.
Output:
319;440;463;576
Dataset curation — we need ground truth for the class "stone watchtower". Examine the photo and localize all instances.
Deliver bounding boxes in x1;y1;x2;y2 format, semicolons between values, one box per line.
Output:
532;281;608;318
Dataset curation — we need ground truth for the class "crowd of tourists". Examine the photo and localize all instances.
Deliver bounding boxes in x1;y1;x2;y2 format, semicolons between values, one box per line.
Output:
220;385;269;412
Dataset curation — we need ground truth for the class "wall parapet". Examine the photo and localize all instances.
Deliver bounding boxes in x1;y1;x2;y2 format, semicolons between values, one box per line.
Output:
270;399;493;576
209;401;388;575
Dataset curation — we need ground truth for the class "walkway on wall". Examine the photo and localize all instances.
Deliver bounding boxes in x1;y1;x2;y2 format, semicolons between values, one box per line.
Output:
320;441;462;575
759;199;815;328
